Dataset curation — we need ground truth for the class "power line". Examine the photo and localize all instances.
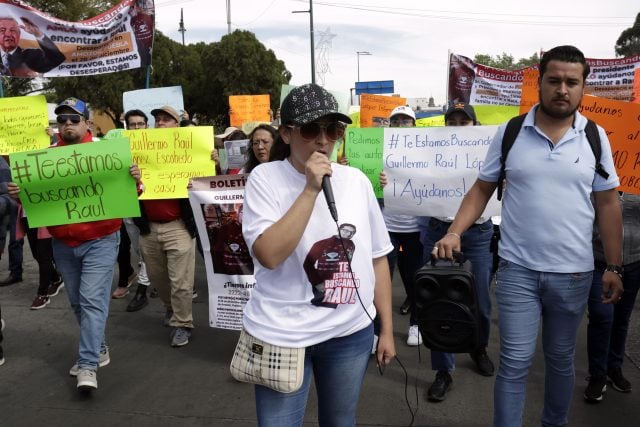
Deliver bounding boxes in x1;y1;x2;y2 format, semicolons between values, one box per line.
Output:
299;1;632;27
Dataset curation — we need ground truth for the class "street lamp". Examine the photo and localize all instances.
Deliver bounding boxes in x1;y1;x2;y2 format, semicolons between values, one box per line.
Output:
356;51;372;82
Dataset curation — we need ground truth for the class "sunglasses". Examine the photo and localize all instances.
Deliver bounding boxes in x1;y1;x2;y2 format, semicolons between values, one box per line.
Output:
289;122;346;141
56;114;83;124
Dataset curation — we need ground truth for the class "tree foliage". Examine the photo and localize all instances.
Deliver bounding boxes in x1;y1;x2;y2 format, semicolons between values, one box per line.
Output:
615;12;640;57
474;52;540;70
4;2;292;130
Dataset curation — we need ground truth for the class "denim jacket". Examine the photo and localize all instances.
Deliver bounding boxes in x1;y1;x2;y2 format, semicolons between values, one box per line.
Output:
593;192;640;267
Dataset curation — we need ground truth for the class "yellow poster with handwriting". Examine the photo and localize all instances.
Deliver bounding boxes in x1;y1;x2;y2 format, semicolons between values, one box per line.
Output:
125;127;215;199
0;95;50;154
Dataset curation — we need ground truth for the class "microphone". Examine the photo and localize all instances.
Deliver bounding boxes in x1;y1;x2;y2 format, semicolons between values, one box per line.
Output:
322;175;338;222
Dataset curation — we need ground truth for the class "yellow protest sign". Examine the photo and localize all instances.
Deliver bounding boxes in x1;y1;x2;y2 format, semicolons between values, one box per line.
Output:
0;95;50;154
577;95;640;194
359;94;406;128
229;95;271;127
474;105;520;125
125;127;215;199
416;115;445;127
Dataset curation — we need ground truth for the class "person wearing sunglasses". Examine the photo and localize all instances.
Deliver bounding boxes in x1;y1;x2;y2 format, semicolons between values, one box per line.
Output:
241;83;396;425
9;97;142;392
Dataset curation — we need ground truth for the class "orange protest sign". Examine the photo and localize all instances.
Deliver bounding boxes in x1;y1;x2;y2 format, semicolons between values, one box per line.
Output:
228;95;270;127
359;94;406;128
633;69;640;103
578;95;640;194
519;68;538;115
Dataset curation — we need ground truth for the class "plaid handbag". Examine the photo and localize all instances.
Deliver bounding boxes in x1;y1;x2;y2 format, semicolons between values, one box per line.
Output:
230;328;305;393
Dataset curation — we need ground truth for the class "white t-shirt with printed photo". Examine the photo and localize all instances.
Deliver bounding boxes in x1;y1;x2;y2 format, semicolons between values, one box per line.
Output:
242;159;393;347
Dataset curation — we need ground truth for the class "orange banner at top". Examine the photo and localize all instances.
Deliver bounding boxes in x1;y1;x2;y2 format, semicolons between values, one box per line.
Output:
359;94;406;128
228;95;270;127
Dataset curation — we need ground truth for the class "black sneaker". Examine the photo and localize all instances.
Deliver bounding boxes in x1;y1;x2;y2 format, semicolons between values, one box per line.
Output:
608;366;632;393
584;374;607;402
427;371;452;402
470;347;495;377
126;286;149;312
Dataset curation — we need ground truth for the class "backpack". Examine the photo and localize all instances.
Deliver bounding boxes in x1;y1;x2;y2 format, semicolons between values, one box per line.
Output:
496;114;610;201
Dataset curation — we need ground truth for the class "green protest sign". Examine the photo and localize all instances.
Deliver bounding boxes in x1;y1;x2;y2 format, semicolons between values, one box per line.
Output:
345;128;384;197
9;138;140;227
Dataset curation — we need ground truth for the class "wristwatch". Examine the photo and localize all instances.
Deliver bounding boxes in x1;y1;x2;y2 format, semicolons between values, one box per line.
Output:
605;264;623;278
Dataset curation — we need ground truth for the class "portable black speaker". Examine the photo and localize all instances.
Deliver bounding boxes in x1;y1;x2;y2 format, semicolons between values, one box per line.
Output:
414;253;479;353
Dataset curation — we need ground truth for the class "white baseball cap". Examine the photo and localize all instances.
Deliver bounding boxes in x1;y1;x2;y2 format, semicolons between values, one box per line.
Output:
389;105;416;121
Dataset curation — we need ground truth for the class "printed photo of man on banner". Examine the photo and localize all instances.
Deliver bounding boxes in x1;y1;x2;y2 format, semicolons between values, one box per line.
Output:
0;0;155;78
188;175;255;331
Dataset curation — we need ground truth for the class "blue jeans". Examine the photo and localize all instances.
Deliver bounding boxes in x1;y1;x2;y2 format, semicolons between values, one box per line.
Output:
420;218;493;371
387;231;423;326
53;231;119;370
493;259;591;427
587;263;640;376
8;201;23;278
255;323;373;427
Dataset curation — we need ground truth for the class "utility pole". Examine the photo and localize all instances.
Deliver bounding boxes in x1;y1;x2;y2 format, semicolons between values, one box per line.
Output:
293;0;315;84
226;0;231;34
178;8;186;46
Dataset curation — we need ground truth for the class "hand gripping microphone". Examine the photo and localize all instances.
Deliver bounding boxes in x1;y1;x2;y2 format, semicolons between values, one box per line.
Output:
322;175;338;222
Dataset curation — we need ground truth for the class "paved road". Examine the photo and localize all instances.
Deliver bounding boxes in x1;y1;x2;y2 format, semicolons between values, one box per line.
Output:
0;244;638;426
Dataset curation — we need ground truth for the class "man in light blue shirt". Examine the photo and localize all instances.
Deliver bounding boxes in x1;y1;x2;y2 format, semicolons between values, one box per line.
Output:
434;45;623;427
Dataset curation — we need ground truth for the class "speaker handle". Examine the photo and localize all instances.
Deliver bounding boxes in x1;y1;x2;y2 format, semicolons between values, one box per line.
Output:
431;250;466;266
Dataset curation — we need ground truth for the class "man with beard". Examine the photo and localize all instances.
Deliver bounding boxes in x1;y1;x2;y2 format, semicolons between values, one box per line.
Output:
433;45;623;426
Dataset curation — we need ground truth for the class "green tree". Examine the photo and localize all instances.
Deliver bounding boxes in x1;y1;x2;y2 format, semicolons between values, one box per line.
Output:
615;12;640;57
199;30;292;127
474;52;539;70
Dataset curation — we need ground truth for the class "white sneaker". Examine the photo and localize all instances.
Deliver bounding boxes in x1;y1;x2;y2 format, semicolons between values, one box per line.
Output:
407;325;423;346
76;369;97;391
70;347;110;376
371;334;379;355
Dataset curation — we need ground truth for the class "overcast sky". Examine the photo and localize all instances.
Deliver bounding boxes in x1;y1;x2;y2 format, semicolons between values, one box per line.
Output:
154;0;638;105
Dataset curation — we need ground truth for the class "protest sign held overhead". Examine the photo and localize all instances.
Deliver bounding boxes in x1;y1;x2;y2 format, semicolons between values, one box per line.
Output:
228;95;270;127
359;94;406;128
0;0;154;78
382;126;501;218
122;86;185;128
125;126;215;199
9;138;140;227
0;95;50;154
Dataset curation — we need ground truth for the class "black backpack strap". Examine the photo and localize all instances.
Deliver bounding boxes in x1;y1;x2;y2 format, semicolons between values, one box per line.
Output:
497;114;527;201
584;119;609;180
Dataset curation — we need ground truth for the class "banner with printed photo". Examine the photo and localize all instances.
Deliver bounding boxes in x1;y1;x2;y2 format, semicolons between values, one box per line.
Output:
188;175;254;331
229;95;270;127
0;95;50;154
449;52;640;106
9;138;140;227
0;0;154;78
359;94;407;128
125;127;215;199
382;126;501;217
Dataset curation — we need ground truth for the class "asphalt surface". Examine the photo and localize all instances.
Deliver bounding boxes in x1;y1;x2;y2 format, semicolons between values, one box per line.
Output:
0;243;639;426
